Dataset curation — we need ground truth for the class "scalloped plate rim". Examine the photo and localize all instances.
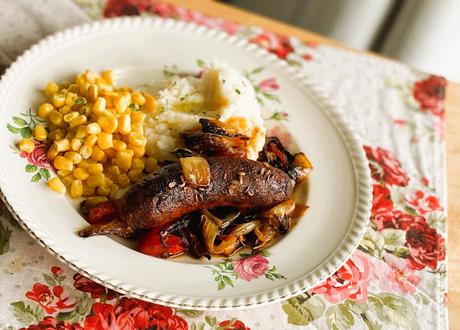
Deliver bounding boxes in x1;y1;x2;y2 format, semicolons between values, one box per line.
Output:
0;17;372;310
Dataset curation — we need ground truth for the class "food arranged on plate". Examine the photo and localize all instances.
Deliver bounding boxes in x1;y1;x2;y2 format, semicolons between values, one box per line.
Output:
17;61;312;259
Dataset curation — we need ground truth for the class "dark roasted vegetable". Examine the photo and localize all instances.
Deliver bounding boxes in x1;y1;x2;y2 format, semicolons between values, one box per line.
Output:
181;118;250;158
258;136;313;182
172;148;195;158
181;131;249;158
138;227;186;258
199;118;244;137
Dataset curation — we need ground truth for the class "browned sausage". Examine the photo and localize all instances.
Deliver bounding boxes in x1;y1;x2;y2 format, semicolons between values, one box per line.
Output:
79;156;294;237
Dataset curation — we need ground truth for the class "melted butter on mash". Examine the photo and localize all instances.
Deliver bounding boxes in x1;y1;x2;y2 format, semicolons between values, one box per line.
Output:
144;61;266;161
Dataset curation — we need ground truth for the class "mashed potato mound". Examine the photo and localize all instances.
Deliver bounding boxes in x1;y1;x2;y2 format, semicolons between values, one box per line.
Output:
144;61;265;161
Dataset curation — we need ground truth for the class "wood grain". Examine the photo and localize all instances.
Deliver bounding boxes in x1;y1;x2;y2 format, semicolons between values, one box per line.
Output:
165;1;460;327
446;82;460;330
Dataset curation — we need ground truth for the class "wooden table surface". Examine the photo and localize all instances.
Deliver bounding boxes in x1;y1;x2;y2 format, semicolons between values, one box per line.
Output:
165;0;460;327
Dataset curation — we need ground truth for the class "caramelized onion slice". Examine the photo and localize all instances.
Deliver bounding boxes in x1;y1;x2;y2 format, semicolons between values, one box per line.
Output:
201;212;219;252
226;220;261;237
254;225;278;249
292;203;309;218
288;153;313;182
180;156;211;187
261;199;296;233
212;236;240;255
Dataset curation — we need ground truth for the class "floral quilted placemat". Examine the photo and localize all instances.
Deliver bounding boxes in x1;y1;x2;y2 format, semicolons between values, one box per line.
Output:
0;0;448;329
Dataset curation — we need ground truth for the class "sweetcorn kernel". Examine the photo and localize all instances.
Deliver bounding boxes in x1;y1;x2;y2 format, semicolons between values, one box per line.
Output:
90;145;105;162
101;70;114;85
65;92;78;106
51;92;67;108
92;97;106;115
48;129;65;141
115;150;133;170
61;175;74;188
107;165;121;177
131;122;144;135
98;116;118;133
63;111;79;123
88;163;103;175
128;132;146;148
48;177;66;194
64;151;82;164
113;93;131;114
70;138;82;151
54;156;73;171
86;123;101;135
131;158;145;171
70;180;83;198
112;140;127;152
87;84;99;103
143;93;157;113
47;145;59;161
49;111;64;127
34;125;47;142
69;115;87;128
117;114;131;135
128;168;143;182
78;159;92;169
82;184;96;197
84;134;97;147
80;145;92;159
75;126;87;139
53;138;70;152
96;185;111;197
38;103;54;119
57;169;72;177
19;139;35;153
132;91;145;105
73;168;89;181
44;82;59;97
86;174;105;188
116;173;130;187
131;146;146;158
97;132;113;150
131;111;146;124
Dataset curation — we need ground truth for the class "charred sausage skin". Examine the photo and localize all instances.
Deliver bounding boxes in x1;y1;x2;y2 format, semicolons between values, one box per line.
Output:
79;157;294;237
118;156;294;229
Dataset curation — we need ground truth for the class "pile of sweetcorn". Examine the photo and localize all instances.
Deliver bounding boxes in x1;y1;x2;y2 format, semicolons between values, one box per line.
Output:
19;70;159;200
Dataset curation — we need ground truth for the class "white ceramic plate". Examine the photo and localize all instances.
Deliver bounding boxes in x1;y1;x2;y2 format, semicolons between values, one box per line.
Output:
0;17;371;310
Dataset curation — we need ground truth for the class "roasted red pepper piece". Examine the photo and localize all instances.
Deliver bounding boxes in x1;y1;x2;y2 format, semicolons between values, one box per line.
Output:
162;234;186;256
138;228;186;258
86;201;117;224
138;228;168;257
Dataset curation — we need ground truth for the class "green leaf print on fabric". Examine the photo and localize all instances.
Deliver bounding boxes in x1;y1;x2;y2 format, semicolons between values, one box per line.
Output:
381;228;407;253
359;227;385;257
325;303;355;330
56;294;93;324
369;293;419;330
0;219;12;255
282;294;325;325
10;301;44;326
